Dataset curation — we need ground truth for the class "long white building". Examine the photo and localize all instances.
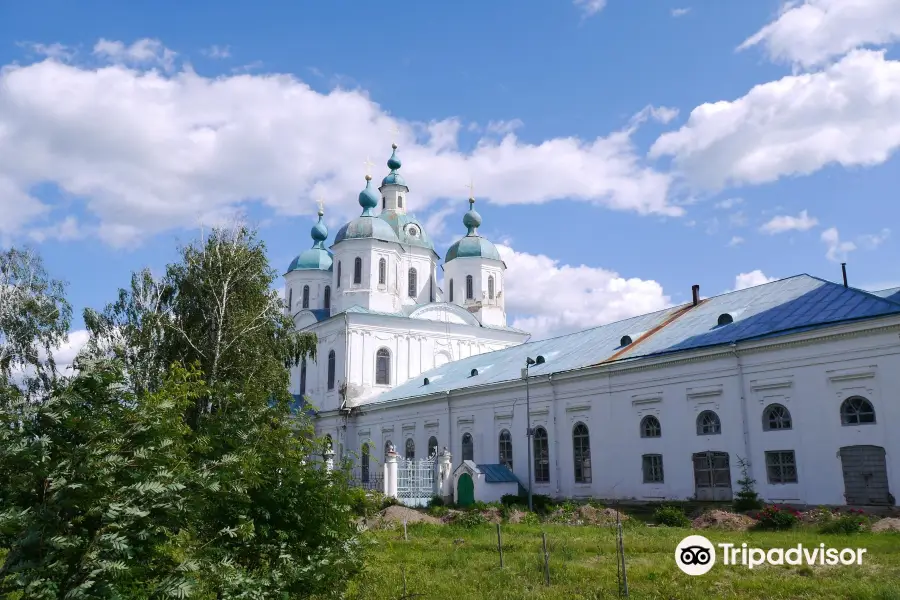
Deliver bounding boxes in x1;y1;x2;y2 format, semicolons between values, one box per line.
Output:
286;144;900;507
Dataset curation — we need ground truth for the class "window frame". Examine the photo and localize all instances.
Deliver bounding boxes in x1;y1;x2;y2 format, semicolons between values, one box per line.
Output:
378;257;386;285
840;396;876;426
466;275;474;300
640;415;661;438
572;422;592;484
498;429;513;471
408;268;417;298
302;285;310;309
324;285;331;310
762;403;792;431
765;450;798;484
299;358;307;396
488;275;495;300
642;454;664;483
405;438;415;460
327;350;336;390
696;410;722;436
533;427;550;483
353;257;362;285
375;347;391;386
461;432;474;461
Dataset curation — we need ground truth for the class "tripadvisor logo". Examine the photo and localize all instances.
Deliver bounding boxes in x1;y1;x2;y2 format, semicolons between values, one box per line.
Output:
675;535;867;576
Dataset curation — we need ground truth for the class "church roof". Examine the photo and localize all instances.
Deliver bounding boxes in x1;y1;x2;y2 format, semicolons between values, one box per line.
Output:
871;286;900;304
368;274;900;406
445;197;501;262
296;303;529;334
379;210;435;251
286;209;334;273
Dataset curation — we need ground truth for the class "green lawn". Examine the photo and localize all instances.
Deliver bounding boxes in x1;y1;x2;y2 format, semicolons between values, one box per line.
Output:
347;523;900;600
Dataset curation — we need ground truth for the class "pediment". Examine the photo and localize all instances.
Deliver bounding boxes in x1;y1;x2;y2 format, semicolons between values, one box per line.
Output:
294;311;319;330
408;302;480;327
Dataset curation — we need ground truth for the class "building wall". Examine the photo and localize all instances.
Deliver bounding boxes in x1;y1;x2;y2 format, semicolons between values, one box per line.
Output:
325;322;900;506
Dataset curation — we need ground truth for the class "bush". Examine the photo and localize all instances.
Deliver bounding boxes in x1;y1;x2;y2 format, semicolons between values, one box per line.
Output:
520;512;541;526
347;487;381;517
380;495;400;510
654;505;690;528
428;505;449;518
820;511;871;534
428;495;445;508
733;457;763;512
500;494;520;506
454;510;488;529
754;504;800;530
500;493;552;514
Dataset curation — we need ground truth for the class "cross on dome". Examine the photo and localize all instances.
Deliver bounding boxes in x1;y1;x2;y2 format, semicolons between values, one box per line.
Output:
363;156;375;178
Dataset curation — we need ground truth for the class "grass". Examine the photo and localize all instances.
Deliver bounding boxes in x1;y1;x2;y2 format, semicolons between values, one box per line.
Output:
346;522;900;599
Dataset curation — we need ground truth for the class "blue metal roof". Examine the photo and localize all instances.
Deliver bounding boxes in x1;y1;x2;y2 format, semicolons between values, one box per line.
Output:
334;216;401;245
306;309;331;322
379;210;434;251
871;286;900;304
369;274;900;406
478;464;520;483
445;235;501;262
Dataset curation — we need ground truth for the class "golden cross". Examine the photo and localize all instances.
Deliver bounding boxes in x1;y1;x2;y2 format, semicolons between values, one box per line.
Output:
363;156;375;177
466;179;476;199
316;196;325;215
390;124;401;145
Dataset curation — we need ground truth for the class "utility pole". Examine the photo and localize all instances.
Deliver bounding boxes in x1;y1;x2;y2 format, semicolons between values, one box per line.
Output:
524;356;536;511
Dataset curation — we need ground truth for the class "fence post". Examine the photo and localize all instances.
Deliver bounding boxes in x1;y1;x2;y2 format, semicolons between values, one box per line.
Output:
541;531;550;586
497;523;504;569
386;449;400;500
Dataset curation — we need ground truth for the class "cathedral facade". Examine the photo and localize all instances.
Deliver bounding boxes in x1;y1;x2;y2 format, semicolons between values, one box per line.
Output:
286;145;900;507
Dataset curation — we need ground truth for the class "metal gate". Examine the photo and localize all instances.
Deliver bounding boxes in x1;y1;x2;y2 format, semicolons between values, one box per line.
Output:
840;445;892;505
397;456;435;507
693;451;732;501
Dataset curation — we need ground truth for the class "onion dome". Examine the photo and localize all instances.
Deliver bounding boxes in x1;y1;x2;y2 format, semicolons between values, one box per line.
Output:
381;143;408;188
445;196;501;262
287;204;334;272
334;175;401;245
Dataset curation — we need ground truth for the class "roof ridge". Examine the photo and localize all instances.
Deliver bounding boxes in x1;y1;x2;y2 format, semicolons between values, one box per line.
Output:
803;273;900;308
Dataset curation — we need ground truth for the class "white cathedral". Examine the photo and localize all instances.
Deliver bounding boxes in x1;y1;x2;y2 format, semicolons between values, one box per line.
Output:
286;144;900;508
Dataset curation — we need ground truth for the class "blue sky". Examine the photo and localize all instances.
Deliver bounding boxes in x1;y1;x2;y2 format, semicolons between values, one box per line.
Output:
2;0;900;351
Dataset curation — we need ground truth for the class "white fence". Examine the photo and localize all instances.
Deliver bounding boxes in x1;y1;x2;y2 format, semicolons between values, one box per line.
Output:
396;456;436;507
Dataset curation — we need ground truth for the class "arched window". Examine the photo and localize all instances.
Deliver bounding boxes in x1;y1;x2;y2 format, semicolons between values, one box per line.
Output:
840;396;876;425
534;427;550;483
287;288;293;311
449;279;454;302
640;415;661;438
499;429;513;470
461;433;474;461
408;268;417;298
375;348;391;385
323;435;333;458
466;275;474;299
299;358;307;396
378;258;386;285
573;423;591;484
696;411;721;435
324;285;331;310
336;262;342;288
361;443;370;483
398;195;403;208
428;436;439;458
384;440;393;458
405;438;415;460
382;196;386;209
762;404;792;431
327;350;336;390
488;275;495;300
353;257;362;284
302;285;310;309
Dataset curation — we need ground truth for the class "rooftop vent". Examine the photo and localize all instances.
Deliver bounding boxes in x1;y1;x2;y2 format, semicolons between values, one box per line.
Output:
423;377;430;385
692;284;700;306
620;335;633;347
535;355;546;365
717;313;734;326
470;368;479;377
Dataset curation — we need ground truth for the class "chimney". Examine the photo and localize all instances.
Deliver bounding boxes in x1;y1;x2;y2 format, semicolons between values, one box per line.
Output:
691;284;700;306
841;263;848;288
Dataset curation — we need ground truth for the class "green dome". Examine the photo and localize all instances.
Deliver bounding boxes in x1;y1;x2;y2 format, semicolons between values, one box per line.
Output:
358;175;380;213
287;210;333;272
444;196;501;262
381;143;409;189
334;216;400;244
379;210;434;251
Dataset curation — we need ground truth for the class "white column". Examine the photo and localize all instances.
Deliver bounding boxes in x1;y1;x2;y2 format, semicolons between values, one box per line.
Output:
323;449;335;473
386;450;399;499
438;447;453;499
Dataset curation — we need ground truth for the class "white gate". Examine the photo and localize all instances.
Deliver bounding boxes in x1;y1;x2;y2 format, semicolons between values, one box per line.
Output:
397;456;435;507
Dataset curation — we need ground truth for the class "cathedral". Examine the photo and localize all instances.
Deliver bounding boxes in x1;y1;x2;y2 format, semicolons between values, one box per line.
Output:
286;144;900;508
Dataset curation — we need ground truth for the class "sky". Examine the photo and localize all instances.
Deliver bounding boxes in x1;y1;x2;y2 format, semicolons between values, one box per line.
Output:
2;0;900;367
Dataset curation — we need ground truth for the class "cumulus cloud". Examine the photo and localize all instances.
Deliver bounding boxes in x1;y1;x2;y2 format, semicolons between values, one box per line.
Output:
201;45;231;59
733;270;776;291
650;50;900;190
631;104;680;126
728;236;744;247
715;197;743;210
821;227;856;262
574;0;607;18
858;227;891;249
0;40;676;247
760;210;819;234
739;0;900;68
671;7;691;17
497;244;671;340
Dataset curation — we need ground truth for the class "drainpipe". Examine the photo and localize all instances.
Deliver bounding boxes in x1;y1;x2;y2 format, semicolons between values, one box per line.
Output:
548;373;562;496
730;342;754;481
446;391;452;460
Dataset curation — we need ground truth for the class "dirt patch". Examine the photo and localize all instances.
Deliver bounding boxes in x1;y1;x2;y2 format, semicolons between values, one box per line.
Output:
480;507;503;524
872;517;900;533
692;509;757;531
373;505;443;528
547;505;629;526
506;509;527;524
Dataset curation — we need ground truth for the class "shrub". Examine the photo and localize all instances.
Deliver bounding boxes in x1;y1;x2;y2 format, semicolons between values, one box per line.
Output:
654;505;690;528
428;505;449;518
820;511;871;534
428;495;445;508
754;504;800;530
380;495;400;510
520;512;541;526
454;510;488;529
733;457;763;512
500;493;552;514
500;494;520;506
347;487;381;517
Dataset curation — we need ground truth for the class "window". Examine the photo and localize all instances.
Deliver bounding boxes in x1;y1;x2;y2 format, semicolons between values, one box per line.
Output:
378;258;386;285
398;195;403;208
840;396;876;425
336;262;341;288
353;257;362;284
428;436;439;459
382;196;386;209
299;359;307;396
302;285;310;309
324;434;333;454
405;438;415;459
449;279;454;302
327;350;336;390
324;285;331;310
287;288;293;311
488;275;495;300
573;423;592;484
361;443;370;483
462;433;474;461
466;275;473;300
533;427;550;483
765;450;798;484
642;454;664;483
762;404;792;431
375;348;391;385
499;429;513;470
696;410;721;435
640;415;661;438
408;268;417;298
384;440;393;458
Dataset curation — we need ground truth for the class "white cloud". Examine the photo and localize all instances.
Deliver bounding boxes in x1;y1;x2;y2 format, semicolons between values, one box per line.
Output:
19;42;75;61
486;119;524;135
202;45;231;59
0;41;676;247
92;38;176;71
715;197;743;210
650;50;900;190
733;270;776;291
760;209;819;234
631;104;680;126
728;236;745;247
671;7;691;17
739;0;900;68
821;227;857;262
498;244;671;340
28;216;87;243
859;227;891;249
574;0;607;17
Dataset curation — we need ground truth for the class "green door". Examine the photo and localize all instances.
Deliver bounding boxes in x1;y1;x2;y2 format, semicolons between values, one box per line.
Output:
457;473;475;507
